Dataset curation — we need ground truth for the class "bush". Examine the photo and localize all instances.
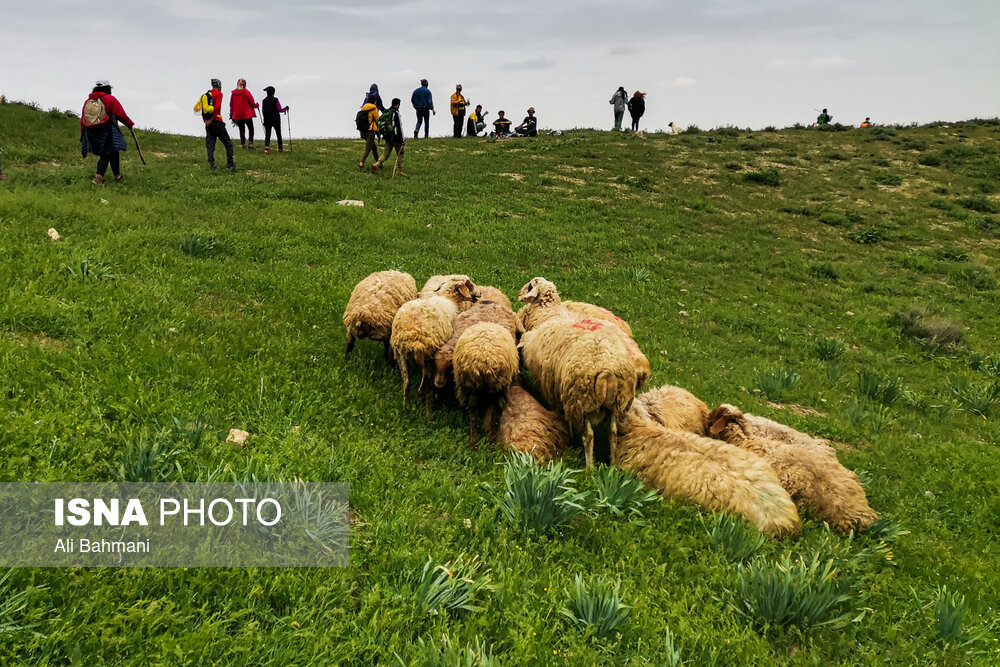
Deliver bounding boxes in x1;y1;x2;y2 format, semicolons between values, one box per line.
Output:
561;575;631;639
743;168;781;187
818;211;850;227
871;171;903;186
493;453;588;533
809;263;840;281
733;554;862;630
709;514;765;563
815;338;847;361
973;215;1000;236
847;227;883;245
890;309;964;346
919;153;943;167
857;369;904;406
593;465;658;520
952;265;997;291
413;555;495;616
958;195;999;214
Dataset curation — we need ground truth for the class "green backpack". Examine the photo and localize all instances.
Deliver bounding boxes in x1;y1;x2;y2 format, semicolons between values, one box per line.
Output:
376;110;395;138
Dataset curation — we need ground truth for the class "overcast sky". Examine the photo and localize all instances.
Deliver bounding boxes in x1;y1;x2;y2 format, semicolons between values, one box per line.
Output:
3;1;998;138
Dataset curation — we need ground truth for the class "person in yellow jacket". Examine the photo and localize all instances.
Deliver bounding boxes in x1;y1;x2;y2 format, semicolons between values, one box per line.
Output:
450;84;468;138
358;94;381;171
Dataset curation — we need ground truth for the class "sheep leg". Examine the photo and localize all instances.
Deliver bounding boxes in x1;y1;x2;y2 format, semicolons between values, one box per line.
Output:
344;333;356;360
609;414;619;466
383;339;394;365
468;396;480;450
584;419;595;469
398;356;410;409
422;363;436;422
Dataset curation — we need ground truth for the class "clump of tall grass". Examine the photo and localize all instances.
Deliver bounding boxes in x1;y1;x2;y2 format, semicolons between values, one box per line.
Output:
856;369;904;406
949;377;1000;417
743;167;781;187
815;337;847;361
395;634;499;667
492;453;588;533
709;514;765;564
179;234;218;257
561;575;631;639
932;586;967;643
110;433;178;482
413;555;495;616
754;367;801;398
593;465;658;520
889;308;963;346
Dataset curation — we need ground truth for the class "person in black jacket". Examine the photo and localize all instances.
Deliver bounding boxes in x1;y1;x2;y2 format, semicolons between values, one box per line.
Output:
372;98;406;177
628;91;645;132
261;86;289;153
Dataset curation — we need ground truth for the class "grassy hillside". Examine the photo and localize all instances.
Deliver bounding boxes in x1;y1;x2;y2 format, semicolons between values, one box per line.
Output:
1;100;999;664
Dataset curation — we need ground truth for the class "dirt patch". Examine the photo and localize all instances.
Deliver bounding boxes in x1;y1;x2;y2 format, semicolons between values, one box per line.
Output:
496;172;524;181
557;165;599;174
151;152;170;159
766;401;828;418
2;331;70;352
552;174;586;186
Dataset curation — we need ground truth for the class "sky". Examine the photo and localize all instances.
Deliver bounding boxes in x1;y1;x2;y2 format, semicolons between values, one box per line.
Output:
2;0;998;138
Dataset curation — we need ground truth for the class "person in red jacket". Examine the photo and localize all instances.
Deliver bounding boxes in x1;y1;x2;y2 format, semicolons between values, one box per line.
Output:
229;78;259;150
80;79;135;186
204;78;236;171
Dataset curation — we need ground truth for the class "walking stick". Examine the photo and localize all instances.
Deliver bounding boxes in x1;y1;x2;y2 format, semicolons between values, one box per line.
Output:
285;110;292;153
127;126;146;165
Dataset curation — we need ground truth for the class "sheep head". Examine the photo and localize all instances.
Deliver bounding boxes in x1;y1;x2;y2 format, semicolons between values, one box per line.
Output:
706;404;745;436
433;275;480;305
518;277;560;305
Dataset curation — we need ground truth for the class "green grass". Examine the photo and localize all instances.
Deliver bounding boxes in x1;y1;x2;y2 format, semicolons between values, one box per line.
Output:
1;102;1000;663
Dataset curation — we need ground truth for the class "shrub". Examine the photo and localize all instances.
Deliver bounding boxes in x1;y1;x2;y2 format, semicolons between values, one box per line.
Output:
709;514;765;563
818;211;849;227
593;465;658;520
754;367;801;398
395;634;499;667
685;125;702;134
733;554;862;630
413;555;495;616
935;247;969;262
809;263;840;281
952;265;997;291
561;575;631;639
847;227;883;244
871;171;903;186
958;195;999;214
743;168;781;187
815;338;847;361
919;154;943;167
493;453;588;533
973;215;1000;236
889;309;963;346
933;586;967;643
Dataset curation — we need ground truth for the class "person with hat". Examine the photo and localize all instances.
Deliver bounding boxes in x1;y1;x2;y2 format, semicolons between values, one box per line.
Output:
229;78;260;150
450;84;468;138
204;78;236;171
627;91;645;132
80;78;135;186
260;86;289;154
410;79;435;139
515;107;537;137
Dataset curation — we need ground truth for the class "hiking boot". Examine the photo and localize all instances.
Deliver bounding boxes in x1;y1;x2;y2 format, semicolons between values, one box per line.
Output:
92;174;104;186
226;164;237;172
263;148;270;154
248;143;255;150
413;131;418;139
358;162;365;171
114;175;123;184
371;162;382;174
393;169;407;178
209;162;217;171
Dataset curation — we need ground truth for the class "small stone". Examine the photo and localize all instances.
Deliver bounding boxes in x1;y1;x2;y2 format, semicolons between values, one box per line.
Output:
336;199;364;207
679;310;689;317
925;490;934;498
47;228;60;241
846;311;855;316
226;429;250;448
168;327;178;333
463;518;472;529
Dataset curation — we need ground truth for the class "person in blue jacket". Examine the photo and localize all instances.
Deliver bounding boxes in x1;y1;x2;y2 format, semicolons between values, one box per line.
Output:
410;79;435;138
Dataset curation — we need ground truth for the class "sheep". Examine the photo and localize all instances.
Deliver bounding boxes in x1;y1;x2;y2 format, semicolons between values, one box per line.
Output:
477;286;513;310
517;277;639;468
390;275;478;420
563;301;633;338
453;323;520;447
498;385;569;462
342;270;417;361
433;299;518;390
706;404;879;533
617;403;802;538
636;385;710;435
419;274;479;313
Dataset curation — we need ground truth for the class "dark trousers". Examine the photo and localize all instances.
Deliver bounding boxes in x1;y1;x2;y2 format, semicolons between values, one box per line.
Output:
414;109;430;137
96;152;121;177
453;112;465;138
263;122;283;151
234;119;255;146
205;120;235;167
630;114;641;131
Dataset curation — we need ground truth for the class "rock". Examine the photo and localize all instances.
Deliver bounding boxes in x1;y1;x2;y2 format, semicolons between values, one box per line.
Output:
337;199;364;207
47;228;60;241
226;429;250;448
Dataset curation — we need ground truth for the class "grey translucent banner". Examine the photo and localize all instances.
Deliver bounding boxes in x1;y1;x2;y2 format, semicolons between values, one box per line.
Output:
0;483;348;567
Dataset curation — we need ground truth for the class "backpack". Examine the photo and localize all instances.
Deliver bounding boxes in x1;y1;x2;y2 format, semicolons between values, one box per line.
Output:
355;108;371;133
82;97;109;127
377;110;395;138
193;91;214;120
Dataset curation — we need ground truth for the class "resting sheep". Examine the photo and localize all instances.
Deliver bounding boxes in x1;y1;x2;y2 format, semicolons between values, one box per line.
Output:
433;298;518;391
517;277;639;468
343;270;417;361
618;403;802;538
706;404;879;533
498;385;570;462
636;385;710;435
390;275;479;420
453;323;520;446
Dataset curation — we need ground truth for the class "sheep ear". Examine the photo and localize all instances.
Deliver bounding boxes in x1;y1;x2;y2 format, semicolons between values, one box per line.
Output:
457;281;472;299
709;417;729;435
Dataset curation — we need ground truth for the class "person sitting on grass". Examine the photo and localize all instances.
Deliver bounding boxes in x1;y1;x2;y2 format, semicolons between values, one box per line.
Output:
515;107;537;137
467;104;488;136
492;110;513;137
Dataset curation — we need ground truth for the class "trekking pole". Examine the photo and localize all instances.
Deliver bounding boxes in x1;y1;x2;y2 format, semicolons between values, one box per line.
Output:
127;126;147;165
285;110;292;153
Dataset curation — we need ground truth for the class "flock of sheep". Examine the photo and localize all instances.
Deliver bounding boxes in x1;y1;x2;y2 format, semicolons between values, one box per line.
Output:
343;271;879;537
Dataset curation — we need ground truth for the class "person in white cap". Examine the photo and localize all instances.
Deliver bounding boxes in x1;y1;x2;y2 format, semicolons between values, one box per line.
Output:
80;79;136;185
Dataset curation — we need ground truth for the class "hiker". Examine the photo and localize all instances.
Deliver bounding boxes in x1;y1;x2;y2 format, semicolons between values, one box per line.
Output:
357;93;382;171
628;91;645;131
609;86;628;130
860;117;872;128
492;110;512;137
450;84;468;138
260;86;288;154
515;107;537;137
80;79;135;186
816;108;832;125
203;78;236;171
372;98;406;177
467;105;488;136
411;79;435;138
229;78;259;150
364;84;385;112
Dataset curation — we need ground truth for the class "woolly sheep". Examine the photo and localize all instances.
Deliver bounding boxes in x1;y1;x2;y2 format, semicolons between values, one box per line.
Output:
706;404;879;533
343;270;417;361
434;299;518;390
563;301;634;338
636;385;709;435
517;277;639;468
618;403;801;538
390;275;478;420
419;274;478;313
453;322;520;446
498;385;569;462
477;286;513;310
